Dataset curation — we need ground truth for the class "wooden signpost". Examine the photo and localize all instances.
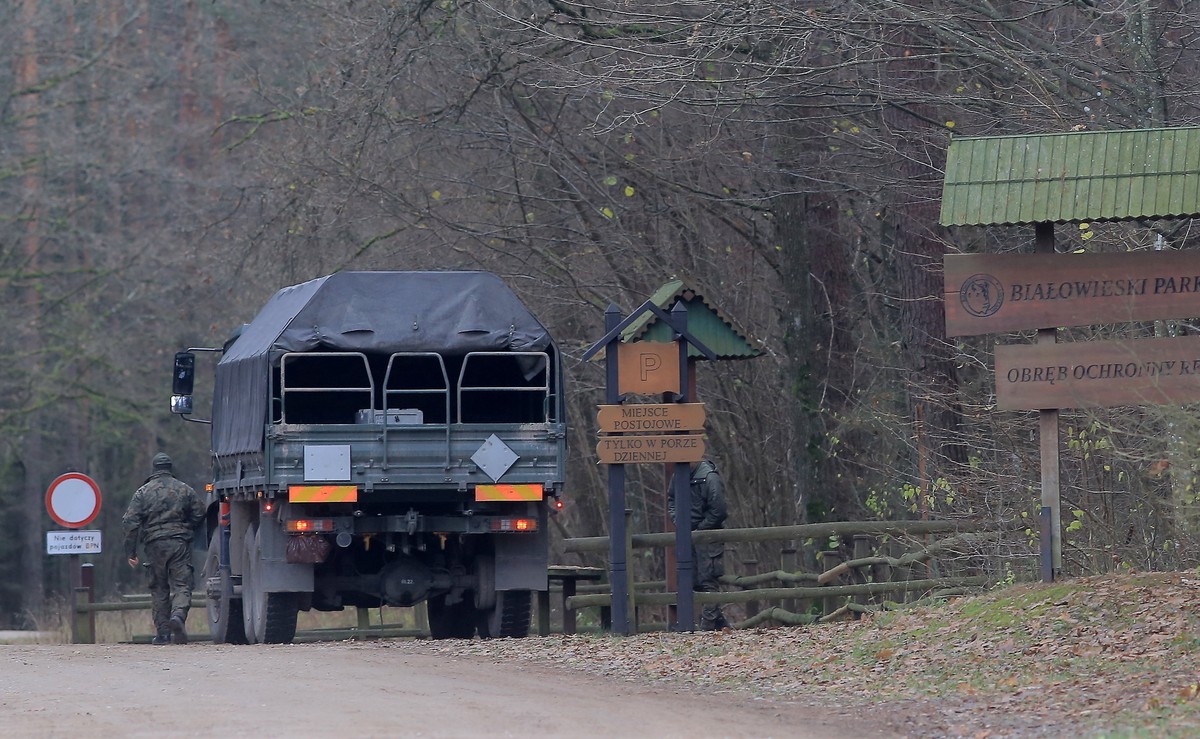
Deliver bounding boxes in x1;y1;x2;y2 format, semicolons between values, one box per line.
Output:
940;126;1200;585
582;301;716;634
947;244;1200;581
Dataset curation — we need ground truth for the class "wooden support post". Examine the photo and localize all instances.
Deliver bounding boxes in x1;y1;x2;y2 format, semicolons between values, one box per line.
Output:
887;539;912;602
72;561;95;645
415;602;430;637
780;546;798;614
549;566;605;635
670;301;696;633
355;606;370;640
743;558;759;619
663;417;677;628
562;577;589;635
82;563;95;643
871;557;892;603
604;305;632;634
1040;506;1054;583
852;535;872;606
820;550;843;617
536;588;551;636
1035;221;1062;581
625;508;637;633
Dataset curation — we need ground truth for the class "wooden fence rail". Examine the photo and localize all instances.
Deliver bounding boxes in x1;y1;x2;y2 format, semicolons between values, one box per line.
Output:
565;576;991;611
561;519;976;554
76;597;207;613
558;519;1001;632
69;519;1002;641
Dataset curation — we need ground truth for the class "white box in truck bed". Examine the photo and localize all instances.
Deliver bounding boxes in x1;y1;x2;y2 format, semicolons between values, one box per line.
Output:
354;408;424;425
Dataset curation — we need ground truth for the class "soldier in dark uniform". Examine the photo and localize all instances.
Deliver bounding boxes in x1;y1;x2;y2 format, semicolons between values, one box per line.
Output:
122;452;206;645
669;458;730;631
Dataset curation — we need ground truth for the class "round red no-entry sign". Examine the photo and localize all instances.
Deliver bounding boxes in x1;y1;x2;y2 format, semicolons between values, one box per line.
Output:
45;473;103;529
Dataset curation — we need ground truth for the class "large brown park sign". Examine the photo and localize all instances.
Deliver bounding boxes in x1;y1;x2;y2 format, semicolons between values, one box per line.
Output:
945;250;1200;336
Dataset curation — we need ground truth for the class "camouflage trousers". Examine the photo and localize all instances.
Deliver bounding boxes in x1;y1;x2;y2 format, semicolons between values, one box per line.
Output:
692;539;728;630
144;537;194;635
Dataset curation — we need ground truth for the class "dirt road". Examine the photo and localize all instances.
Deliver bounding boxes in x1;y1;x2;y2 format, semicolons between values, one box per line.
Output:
0;642;893;738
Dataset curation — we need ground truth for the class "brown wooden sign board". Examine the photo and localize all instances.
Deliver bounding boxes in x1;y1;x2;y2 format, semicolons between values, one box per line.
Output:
945;251;1200;337
595;434;706;464
996;336;1200;410
596;403;706;433
617;341;680;395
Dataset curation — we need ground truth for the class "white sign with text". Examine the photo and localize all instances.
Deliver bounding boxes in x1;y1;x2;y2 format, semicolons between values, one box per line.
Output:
47;530;102;555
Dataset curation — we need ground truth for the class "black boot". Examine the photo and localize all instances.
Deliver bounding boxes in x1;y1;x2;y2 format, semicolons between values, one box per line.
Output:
700;608;730;631
168;611;188;645
151;630;171;645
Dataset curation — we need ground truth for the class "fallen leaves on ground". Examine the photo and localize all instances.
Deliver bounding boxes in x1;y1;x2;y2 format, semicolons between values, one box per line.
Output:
404;571;1200;738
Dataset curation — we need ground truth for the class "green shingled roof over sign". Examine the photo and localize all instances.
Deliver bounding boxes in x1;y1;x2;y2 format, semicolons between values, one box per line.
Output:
939;126;1200;227
619;279;764;360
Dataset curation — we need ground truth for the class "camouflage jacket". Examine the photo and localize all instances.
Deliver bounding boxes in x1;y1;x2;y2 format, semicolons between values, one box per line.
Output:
668;459;729;531
122;471;205;558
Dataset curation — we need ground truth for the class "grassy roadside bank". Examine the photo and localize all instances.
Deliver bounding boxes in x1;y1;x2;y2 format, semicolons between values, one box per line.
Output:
415;571;1200;737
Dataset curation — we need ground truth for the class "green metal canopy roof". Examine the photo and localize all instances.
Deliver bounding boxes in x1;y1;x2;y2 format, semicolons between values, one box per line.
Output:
939;126;1200;227
620;278;764;360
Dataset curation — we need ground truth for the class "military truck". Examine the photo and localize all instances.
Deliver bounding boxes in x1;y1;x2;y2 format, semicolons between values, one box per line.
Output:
172;271;566;643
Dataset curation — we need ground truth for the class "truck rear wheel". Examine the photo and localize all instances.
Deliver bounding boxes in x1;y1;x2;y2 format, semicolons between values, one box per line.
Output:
427;594;476;639
242;524;299;644
476;590;531;639
204;534;247;644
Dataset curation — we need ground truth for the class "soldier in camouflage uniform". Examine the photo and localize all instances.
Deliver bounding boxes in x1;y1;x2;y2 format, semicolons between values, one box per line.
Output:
669;458;730;631
123;452;206;645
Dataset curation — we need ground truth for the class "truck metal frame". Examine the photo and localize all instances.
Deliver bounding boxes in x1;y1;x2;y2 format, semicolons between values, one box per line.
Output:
174;272;567;643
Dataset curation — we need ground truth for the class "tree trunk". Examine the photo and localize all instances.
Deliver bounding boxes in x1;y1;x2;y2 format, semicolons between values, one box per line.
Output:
16;0;45;624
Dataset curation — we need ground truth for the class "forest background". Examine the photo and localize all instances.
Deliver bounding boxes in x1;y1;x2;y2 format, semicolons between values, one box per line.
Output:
2;0;1198;629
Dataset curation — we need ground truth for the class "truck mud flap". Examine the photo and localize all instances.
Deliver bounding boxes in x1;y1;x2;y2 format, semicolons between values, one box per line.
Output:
493;511;549;591
258;519;314;593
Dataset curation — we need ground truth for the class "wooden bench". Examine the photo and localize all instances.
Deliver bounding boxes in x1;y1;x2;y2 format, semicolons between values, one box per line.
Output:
537;566;606;636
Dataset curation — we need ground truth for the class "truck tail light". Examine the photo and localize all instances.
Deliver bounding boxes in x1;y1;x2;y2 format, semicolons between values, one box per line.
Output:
490;518;537;532
287;519;334;533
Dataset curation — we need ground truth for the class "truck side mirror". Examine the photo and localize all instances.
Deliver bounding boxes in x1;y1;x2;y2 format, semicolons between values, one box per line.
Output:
172;352;195;415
